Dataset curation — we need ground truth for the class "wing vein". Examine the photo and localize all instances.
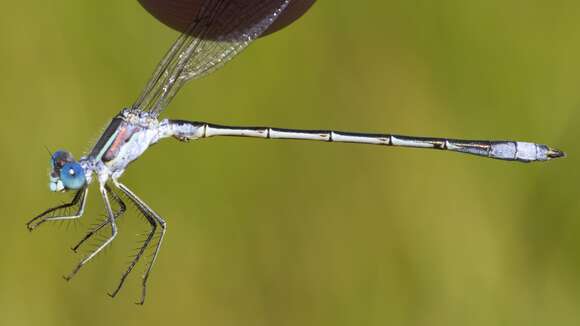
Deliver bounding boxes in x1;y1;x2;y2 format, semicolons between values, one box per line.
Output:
132;0;290;116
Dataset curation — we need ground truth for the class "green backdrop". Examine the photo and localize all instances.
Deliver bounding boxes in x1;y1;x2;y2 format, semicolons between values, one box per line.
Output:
0;1;578;325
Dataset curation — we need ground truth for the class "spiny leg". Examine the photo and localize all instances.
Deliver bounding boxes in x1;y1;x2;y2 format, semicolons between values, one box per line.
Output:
114;180;166;305
71;184;126;252
64;184;118;281
26;187;88;231
107;187;157;299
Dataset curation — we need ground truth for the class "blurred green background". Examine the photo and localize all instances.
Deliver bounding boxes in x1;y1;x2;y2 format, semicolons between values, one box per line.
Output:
0;1;579;325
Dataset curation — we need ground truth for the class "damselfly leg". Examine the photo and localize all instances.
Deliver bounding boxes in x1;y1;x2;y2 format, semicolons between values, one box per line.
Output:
109;180;167;305
71;184;126;252
26;187;88;231
64;184;118;281
106;185;157;301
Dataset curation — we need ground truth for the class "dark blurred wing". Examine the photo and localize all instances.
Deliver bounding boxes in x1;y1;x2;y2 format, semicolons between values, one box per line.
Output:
132;0;290;116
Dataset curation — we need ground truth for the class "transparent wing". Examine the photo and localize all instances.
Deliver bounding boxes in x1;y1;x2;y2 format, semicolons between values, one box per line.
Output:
132;0;290;116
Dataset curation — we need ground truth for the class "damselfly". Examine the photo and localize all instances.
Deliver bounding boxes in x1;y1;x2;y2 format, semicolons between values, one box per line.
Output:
26;0;565;304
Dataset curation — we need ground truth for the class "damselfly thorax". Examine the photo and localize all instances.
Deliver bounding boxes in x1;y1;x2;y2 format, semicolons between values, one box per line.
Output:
89;109;164;178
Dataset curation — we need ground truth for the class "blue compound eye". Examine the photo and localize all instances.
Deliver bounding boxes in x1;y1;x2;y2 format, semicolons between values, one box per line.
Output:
60;162;86;190
51;150;73;170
